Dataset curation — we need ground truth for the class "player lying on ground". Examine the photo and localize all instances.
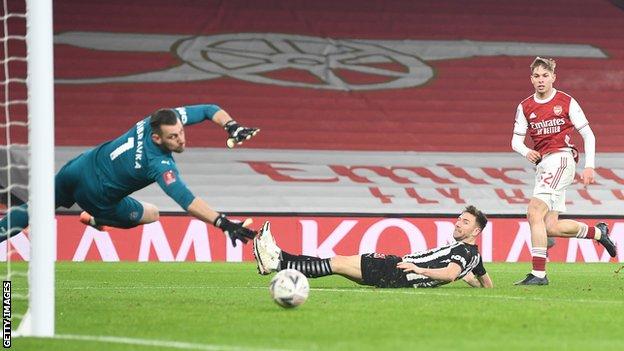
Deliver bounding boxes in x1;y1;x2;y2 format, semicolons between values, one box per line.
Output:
254;205;493;288
0;104;258;246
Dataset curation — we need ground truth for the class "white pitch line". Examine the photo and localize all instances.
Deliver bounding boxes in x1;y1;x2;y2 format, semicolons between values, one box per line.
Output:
51;334;296;351
50;285;261;291
16;284;624;305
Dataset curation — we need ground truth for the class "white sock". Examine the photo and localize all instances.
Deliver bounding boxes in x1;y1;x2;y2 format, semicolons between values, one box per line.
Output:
531;270;546;278
594;226;602;241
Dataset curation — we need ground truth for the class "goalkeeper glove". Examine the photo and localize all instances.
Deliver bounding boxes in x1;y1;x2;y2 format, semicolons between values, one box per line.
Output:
224;120;259;148
213;213;255;247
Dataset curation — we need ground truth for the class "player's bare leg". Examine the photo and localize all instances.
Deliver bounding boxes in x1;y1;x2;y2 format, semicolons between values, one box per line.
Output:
515;197;549;285
79;211;107;231
545;212;616;257
80;201;160;231
330;255;364;283
527;198;549;248
544;212;571;237
138;202;160;224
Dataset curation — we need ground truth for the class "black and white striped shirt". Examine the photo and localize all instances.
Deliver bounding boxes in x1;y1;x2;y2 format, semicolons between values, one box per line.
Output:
402;241;485;288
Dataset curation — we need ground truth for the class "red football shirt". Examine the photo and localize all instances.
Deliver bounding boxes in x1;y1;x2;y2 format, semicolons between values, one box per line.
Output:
514;90;588;162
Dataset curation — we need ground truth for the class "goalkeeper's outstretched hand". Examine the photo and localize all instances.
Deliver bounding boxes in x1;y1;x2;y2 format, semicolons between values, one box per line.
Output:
224;120;260;148
214;214;256;247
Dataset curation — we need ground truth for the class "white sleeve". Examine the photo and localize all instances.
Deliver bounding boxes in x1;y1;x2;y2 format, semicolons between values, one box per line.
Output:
511;104;530;156
569;98;589;130
569;98;595;168
512;134;531;157
578;125;596;169
513;104;528;135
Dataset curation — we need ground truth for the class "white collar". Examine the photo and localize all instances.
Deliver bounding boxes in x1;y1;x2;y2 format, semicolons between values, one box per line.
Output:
533;89;557;104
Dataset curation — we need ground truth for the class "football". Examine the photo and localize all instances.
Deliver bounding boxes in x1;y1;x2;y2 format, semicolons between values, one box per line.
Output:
269;269;310;308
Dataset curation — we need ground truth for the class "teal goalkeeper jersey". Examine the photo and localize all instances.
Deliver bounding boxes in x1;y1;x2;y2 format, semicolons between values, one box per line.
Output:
87;104;222;210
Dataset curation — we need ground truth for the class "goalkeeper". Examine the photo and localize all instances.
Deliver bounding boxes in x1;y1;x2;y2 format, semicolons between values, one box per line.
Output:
0;104;259;246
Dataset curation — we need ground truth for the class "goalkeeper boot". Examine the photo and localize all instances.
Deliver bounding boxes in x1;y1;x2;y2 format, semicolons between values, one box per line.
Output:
253;221;281;275
79;211;108;232
596;222;616;257
514;273;549;286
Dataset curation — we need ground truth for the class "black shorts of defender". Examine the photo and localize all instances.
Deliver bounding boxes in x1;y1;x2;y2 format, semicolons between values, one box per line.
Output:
360;253;411;288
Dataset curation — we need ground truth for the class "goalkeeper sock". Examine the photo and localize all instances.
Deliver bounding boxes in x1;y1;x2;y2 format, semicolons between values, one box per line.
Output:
0;204;29;243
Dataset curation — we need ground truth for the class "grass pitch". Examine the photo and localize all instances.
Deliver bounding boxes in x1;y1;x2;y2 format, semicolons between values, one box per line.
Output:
6;262;624;351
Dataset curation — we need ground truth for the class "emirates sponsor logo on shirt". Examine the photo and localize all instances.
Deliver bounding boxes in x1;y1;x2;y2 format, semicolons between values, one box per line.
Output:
530;118;565;129
553;105;563;116
530;117;566;135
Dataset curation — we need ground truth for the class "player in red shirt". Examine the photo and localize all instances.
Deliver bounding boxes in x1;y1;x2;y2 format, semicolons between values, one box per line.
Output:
511;57;617;286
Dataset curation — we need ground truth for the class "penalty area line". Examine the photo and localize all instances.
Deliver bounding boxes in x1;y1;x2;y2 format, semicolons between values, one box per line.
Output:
50;334;297;351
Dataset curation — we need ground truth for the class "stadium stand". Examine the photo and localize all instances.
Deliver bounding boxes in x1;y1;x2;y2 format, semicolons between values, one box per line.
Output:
51;0;624;152
45;0;624;216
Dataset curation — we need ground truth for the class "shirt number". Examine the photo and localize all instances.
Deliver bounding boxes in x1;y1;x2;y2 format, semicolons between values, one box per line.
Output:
109;137;134;160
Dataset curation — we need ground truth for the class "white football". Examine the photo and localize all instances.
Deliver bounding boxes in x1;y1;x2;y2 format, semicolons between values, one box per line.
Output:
269;269;310;308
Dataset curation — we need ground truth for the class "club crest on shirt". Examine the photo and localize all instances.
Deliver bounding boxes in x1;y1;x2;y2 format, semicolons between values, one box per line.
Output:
553;105;563;116
163;170;176;185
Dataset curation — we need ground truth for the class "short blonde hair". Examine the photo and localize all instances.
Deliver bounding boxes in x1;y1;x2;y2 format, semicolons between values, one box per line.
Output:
530;56;556;73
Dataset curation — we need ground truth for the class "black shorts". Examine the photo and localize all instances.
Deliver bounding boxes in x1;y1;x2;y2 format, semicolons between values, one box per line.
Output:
360;253;411;288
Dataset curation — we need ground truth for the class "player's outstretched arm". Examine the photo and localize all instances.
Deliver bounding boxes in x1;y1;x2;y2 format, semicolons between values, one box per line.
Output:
211;110;260;148
186;197;255;247
178;105;259;146
397;262;461;282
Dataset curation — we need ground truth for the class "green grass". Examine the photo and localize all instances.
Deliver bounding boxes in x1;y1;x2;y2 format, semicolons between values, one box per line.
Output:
4;262;624;351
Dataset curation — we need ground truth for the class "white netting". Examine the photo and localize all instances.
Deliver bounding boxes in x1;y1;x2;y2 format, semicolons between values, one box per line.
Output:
1;0;30;334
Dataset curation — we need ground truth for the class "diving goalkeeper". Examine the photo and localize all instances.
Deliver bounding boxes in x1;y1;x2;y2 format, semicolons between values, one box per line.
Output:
0;104;258;246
